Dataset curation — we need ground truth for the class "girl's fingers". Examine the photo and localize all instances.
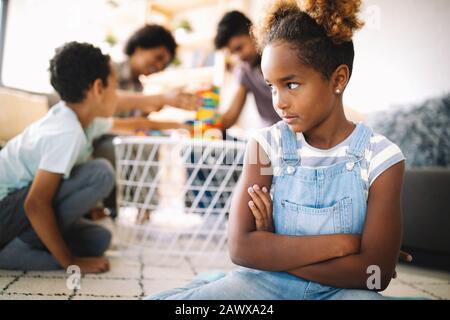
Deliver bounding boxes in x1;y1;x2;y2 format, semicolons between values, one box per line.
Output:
248;201;264;229
253;185;272;214
399;250;413;262
248;187;267;217
248;188;268;228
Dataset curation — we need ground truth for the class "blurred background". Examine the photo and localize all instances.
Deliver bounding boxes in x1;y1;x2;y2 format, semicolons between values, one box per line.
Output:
0;0;448;299
1;0;449;116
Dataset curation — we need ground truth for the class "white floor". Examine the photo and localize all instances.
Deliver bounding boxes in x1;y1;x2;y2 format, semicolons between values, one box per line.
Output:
1;219;449;300
0;249;448;300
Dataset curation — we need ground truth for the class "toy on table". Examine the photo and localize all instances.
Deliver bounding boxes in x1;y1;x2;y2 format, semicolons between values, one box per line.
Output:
191;85;223;140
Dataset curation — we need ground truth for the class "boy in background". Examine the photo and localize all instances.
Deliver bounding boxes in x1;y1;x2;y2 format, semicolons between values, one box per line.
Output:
214;11;281;129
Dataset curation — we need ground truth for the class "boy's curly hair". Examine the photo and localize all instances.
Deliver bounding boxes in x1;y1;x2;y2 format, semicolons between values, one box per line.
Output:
253;0;364;79
49;42;111;103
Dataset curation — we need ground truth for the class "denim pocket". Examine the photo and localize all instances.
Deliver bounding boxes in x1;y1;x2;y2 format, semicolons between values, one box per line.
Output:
281;197;353;235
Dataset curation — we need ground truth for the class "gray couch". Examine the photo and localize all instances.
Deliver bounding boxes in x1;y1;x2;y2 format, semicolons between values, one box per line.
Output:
366;93;450;270
401;168;450;270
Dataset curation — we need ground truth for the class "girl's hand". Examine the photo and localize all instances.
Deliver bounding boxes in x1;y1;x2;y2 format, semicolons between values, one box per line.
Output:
247;184;274;232
398;250;413;263
392;250;413;279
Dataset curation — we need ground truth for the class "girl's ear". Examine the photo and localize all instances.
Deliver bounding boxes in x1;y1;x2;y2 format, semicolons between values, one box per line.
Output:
331;64;350;94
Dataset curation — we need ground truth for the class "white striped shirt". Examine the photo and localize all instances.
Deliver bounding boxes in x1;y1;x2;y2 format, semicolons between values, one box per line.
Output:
252;123;405;186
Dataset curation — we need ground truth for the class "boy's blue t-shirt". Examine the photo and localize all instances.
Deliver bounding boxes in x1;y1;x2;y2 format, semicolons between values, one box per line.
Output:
0;101;113;201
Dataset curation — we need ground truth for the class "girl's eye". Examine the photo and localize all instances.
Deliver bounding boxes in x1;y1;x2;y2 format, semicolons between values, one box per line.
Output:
287;83;300;90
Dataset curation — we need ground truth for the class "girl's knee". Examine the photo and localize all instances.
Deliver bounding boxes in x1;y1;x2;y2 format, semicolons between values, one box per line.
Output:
333;289;386;300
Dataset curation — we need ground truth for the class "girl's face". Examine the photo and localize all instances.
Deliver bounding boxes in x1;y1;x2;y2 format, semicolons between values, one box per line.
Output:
261;42;338;133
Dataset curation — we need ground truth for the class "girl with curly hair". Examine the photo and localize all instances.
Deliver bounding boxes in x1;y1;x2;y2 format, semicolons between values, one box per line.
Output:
148;0;408;300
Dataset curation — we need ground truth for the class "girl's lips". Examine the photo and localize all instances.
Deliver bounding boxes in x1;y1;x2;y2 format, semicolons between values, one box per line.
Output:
282;115;299;123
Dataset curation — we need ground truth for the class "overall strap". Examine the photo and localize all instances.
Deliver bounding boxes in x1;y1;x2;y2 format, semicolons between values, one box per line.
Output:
347;123;373;159
279;122;300;173
345;123;373;181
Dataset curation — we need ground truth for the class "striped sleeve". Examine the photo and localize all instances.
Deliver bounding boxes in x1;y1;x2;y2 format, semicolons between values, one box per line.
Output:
367;134;406;186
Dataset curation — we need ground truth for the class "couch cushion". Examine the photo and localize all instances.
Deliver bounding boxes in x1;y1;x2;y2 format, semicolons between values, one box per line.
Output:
367;93;450;167
0;87;48;144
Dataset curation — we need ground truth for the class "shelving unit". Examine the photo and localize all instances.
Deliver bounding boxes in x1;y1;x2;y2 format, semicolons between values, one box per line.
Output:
147;0;225;19
174;32;214;50
141;66;217;92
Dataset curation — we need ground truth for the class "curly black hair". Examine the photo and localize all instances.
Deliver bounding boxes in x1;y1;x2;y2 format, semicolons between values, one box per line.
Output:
124;24;177;60
49;42;111;103
214;11;253;49
254;0;364;80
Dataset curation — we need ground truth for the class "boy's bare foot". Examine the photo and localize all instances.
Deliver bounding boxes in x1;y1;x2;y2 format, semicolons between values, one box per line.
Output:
90;207;110;221
70;256;110;273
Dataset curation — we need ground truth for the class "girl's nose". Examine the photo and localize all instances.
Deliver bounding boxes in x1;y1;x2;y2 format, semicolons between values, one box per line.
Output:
273;91;288;110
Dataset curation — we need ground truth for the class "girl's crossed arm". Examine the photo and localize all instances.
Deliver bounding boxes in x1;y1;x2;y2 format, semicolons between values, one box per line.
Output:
227;139;361;271
286;161;405;291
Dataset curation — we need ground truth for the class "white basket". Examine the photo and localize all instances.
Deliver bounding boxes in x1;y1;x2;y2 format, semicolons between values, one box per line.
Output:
113;135;245;267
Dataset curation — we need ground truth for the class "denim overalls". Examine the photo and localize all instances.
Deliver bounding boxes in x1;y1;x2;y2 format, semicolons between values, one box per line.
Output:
148;122;385;300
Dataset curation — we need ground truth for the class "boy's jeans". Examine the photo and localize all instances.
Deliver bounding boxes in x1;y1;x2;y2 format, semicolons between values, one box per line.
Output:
0;159;115;270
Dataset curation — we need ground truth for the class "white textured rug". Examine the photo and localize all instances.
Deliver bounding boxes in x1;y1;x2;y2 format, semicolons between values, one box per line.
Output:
1;253;448;300
0;249;233;300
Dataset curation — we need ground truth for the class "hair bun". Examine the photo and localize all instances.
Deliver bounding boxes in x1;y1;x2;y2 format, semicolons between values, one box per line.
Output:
301;0;364;43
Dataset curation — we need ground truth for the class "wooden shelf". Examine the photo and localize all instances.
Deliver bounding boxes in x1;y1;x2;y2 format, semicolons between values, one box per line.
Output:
175;32;214;49
141;66;216;91
148;0;221;18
